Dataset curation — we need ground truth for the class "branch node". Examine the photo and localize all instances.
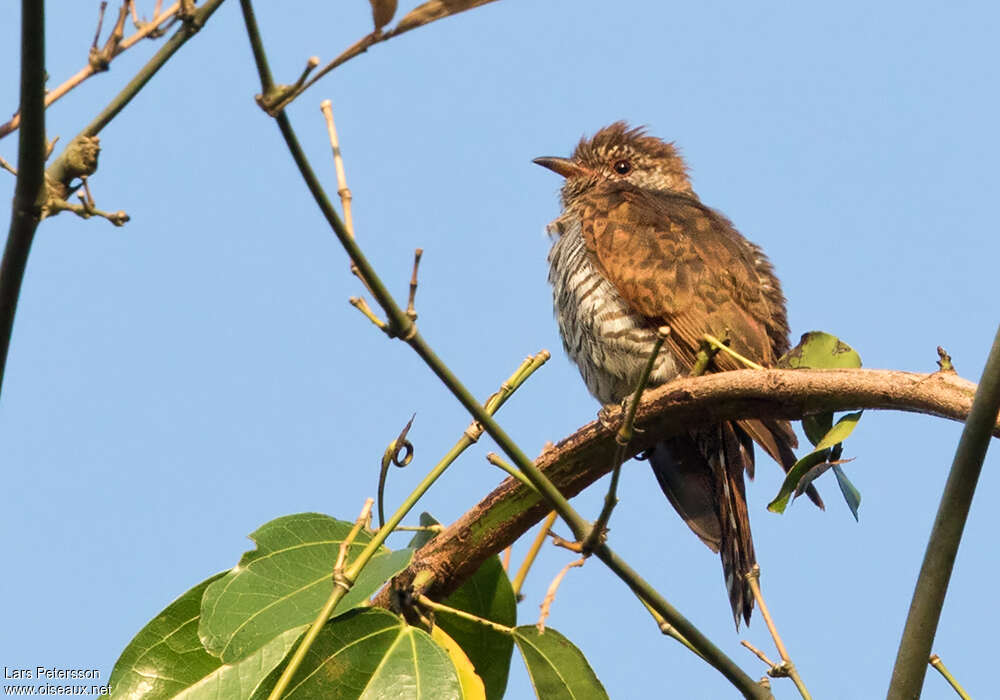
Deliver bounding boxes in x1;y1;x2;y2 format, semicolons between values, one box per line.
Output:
349;296;389;333
89;1;130;72
936;346;956;374
406;248;423;321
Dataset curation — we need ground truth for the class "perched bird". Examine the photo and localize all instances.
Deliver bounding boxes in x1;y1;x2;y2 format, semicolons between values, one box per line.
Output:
535;122;821;627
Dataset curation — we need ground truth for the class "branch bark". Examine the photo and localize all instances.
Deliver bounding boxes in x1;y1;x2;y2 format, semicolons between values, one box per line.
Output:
1;0;47;399
377;367;991;604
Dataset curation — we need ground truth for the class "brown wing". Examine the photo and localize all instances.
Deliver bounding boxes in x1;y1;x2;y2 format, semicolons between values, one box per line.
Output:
580;183;824;510
578;183;776;374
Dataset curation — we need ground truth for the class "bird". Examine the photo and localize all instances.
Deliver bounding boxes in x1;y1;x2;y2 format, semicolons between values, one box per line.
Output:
534;122;822;627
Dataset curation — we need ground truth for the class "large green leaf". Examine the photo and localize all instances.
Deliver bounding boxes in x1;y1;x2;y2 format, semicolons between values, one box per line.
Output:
102;573;300;699
407;512;516;700
768;412;863;513
251;609;462;700
513;626;608;700
777;331;862;369
199;512;413;662
437;555;517;700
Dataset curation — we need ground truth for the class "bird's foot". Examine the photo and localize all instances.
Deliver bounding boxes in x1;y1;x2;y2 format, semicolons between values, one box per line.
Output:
597;400;627;432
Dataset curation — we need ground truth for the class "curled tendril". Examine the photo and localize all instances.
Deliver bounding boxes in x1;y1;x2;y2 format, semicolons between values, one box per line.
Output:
390;438;414;468
378;414;415;528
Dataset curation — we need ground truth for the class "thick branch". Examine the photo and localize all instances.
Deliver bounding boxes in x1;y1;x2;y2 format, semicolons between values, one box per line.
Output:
889;327;1000;698
377;367;990;604
1;0;47;399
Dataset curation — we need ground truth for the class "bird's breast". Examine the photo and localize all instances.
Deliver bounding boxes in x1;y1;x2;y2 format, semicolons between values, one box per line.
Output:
547;217;679;405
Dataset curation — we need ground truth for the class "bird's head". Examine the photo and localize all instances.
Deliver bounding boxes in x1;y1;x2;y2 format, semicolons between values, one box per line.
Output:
534;122;694;207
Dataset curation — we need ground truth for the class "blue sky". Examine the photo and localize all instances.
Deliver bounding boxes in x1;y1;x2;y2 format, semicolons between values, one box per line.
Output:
2;1;998;697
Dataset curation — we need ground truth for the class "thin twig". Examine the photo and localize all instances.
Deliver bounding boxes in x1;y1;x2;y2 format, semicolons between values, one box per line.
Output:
0;3;182;140
349;296;388;331
270;34;383;113
501;545;512;572
929;654;972;700
319;99;353;237
703;333;764;370
92;2;109;51
486;452;536;492
333;498;376;586
406;248;423;321
319;99;379;300
746;565;811;699
88;0;130;72
741;640;777;669
416;594;515;635
0;155;17;176
511;511;557;598
381;524;443;534
583;326;669;553
537;557;586;632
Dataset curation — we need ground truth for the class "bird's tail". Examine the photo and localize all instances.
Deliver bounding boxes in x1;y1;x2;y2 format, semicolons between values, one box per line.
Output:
648;422;757;627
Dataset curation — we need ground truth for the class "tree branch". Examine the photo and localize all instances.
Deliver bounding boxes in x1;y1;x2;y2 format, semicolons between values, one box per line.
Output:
1;0;227;404
46;0;227;189
377;366;992;606
889;326;1000;699
1;0;47;399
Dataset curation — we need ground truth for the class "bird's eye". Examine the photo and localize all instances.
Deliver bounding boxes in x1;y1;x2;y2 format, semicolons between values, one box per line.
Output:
613;159;632;175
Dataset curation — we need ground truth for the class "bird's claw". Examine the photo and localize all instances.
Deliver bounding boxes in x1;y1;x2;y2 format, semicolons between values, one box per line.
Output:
597;400;627;431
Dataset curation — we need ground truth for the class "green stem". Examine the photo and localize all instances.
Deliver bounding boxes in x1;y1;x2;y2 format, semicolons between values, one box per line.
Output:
511;511;557;597
888;324;1000;699
636;594;704;658
593;543;770;699
703;333;763;371
1;0;46;401
486;453;537;491
266;501;372;700
46;0;227;187
929;654;971;700
584;327;668;552
417;594;515;636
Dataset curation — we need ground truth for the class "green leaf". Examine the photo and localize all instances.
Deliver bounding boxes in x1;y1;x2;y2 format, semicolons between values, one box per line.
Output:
431;625;487;700
769;412;863;513
777;331;862;369
102;573;301;700
812;411;863;452
199;513;413;663
801;412;833;447
793;459;837;498
437;555;517;700
407;511;441;550
833;464;862;521
251;609;462;700
513;626;609;700
409;514;515;699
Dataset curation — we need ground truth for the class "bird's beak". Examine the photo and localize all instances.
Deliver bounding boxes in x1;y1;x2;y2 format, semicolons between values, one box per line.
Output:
532;156;589;179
